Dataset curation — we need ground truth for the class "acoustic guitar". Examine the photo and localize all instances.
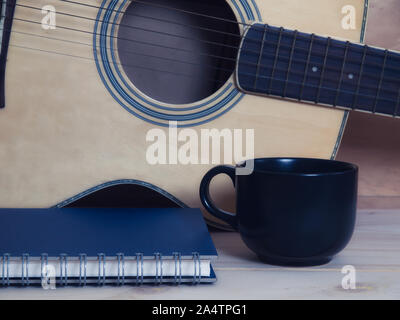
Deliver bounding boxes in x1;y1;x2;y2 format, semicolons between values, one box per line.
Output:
0;0;399;229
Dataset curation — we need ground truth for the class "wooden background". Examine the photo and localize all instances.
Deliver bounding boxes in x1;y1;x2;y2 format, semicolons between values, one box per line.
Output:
336;0;400;208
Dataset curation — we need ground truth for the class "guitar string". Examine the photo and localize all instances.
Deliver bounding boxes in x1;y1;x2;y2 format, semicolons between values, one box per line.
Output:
8;42;229;85
16;3;241;52
4;4;400;106
5;25;399;98
51;0;400;70
24;1;245;41
5;0;255;49
128;0;251;27
8;3;346;62
8;42;400;107
17;0;400;79
8;9;399;93
3;4;400;105
63;0;251;28
8;10;400;88
9;2;400;74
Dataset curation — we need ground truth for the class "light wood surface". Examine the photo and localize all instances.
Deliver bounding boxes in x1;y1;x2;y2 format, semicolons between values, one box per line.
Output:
0;208;399;300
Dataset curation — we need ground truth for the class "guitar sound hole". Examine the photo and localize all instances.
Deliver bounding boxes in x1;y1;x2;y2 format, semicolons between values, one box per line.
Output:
117;0;240;105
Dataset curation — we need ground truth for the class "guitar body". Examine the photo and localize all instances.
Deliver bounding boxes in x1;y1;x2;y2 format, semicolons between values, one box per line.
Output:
0;0;368;227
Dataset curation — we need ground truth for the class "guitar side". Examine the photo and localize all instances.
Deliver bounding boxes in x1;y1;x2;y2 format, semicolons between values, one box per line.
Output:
0;0;367;227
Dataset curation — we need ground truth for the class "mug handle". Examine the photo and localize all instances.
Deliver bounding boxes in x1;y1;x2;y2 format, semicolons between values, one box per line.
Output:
199;165;237;230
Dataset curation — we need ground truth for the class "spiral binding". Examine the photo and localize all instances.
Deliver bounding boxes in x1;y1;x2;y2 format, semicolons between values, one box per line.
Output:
59;254;68;286
192;252;201;285
0;252;206;286
2;254;10;286
41;253;48;286
173;252;182;285
154;253;163;285
21;254;29;286
79;254;87;286
98;253;106;286
117;253;125;286
136;253;144;285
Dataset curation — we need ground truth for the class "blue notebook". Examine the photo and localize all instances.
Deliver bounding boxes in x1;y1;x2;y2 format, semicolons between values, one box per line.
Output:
0;208;217;286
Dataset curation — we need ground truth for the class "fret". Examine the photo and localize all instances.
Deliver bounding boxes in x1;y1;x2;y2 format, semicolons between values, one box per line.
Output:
282;30;298;98
395;89;400;118
352;45;368;110
0;0;17;108
267;27;284;95
315;37;331;104
253;25;268;90
333;41;350;107
372;50;389;114
299;33;315;101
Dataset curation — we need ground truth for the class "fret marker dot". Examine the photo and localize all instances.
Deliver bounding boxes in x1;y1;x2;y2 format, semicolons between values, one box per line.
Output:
312;66;318;72
348;73;354;80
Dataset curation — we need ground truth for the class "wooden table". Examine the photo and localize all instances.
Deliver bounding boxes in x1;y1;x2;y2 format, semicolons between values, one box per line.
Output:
0;209;399;300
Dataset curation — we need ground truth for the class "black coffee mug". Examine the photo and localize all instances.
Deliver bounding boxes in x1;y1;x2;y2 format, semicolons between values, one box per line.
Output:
200;158;358;266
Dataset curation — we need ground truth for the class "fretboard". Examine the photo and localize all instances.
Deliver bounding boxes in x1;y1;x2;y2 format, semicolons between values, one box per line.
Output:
236;24;400;117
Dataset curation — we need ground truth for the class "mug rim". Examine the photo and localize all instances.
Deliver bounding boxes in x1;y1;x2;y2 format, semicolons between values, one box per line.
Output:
238;157;358;176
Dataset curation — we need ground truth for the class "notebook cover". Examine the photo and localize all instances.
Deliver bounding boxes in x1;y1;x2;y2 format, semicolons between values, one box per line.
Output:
0;208;218;258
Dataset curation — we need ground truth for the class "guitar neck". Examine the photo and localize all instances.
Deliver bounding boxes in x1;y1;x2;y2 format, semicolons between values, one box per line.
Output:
237;24;400;118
